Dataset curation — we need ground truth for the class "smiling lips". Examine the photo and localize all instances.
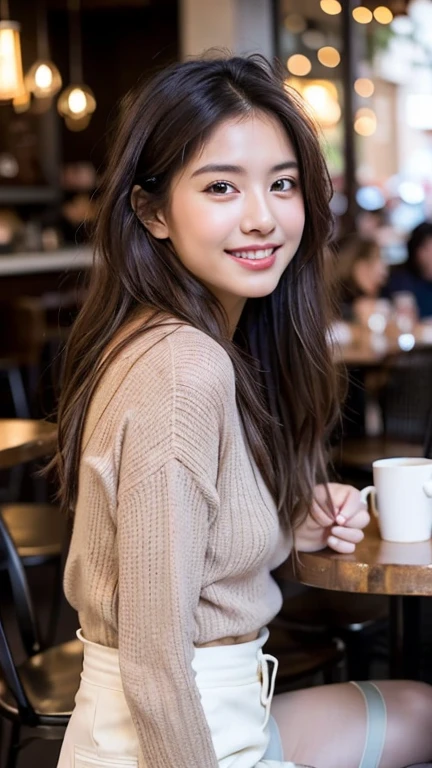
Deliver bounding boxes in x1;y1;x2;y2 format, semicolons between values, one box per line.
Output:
226;244;280;260
225;244;280;270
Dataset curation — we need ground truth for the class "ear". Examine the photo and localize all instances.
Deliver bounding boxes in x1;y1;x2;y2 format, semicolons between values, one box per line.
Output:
130;184;169;240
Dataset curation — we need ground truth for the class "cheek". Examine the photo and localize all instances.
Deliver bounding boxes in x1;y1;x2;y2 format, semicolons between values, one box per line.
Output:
169;196;236;251
284;199;305;242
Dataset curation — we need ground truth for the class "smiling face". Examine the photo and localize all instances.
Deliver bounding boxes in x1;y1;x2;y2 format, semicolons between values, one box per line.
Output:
141;111;305;326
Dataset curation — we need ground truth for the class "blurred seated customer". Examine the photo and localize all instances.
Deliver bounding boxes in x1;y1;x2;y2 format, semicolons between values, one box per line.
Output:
334;236;389;440
387;221;432;319
336;234;389;322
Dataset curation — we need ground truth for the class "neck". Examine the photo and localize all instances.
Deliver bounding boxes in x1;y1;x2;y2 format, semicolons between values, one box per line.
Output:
224;297;246;339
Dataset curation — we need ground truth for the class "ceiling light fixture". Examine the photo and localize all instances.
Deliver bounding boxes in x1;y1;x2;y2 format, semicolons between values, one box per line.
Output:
57;0;96;131
25;0;62;100
0;0;24;101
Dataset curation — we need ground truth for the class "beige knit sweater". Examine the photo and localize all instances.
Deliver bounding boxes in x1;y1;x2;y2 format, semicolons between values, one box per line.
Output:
64;321;292;768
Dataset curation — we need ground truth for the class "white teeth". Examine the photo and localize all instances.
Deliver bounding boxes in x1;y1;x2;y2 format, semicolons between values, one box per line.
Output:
230;248;274;260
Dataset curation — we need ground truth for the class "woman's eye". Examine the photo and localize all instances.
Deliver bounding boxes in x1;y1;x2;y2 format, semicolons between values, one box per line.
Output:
271;178;296;192
206;181;236;195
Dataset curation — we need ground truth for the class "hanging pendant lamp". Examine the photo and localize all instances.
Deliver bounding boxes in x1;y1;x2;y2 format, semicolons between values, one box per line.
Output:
25;0;62;99
0;0;24;101
57;0;96;131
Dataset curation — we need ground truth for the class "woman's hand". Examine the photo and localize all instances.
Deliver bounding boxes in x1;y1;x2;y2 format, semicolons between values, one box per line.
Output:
295;483;370;554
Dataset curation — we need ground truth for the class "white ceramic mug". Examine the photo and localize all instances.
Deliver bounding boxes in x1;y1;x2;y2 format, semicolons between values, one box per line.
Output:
360;457;432;543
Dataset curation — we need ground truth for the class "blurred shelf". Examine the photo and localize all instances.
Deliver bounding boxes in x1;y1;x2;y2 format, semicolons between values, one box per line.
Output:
0;186;61;205
0;247;93;275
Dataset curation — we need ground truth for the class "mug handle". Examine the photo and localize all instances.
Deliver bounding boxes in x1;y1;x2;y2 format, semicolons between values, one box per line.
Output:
423;480;432;498
360;485;378;517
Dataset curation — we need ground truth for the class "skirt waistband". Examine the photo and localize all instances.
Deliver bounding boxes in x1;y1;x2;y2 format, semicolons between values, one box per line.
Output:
77;627;272;690
76;629;124;691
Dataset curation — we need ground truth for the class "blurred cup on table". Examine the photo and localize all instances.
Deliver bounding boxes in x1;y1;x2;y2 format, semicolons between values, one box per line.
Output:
393;291;418;333
361;458;432;542
353;297;391;331
353;297;391;353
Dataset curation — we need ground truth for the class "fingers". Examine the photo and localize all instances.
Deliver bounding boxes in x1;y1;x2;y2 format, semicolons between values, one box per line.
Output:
340;508;370;530
335;493;366;524
330;525;364;543
314;483;369;527
327;524;365;554
327;536;357;554
310;500;335;528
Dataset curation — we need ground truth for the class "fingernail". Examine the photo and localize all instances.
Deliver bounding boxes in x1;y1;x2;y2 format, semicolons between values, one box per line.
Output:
328;536;338;547
336;514;346;525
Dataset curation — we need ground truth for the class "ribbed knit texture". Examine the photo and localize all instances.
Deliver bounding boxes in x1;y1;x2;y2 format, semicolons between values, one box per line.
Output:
64;322;292;768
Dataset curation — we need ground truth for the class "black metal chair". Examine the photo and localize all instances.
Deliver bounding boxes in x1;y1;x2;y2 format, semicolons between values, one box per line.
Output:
0;509;82;768
1;502;68;647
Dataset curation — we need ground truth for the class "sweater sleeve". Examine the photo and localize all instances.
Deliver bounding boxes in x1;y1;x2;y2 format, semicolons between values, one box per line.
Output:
114;330;234;768
117;457;219;768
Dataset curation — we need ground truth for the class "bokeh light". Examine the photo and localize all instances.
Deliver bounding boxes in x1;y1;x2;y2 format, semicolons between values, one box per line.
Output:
354;78;375;97
317;46;341;68
373;6;394;23
354;107;377;136
352;7;373;23
287;54;312;76
320;0;342;14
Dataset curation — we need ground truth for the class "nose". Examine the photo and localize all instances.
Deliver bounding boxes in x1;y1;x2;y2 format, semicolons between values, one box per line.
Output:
240;190;276;236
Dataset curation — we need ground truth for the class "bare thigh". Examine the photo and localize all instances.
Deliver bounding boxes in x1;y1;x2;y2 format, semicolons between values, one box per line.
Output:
271;680;432;768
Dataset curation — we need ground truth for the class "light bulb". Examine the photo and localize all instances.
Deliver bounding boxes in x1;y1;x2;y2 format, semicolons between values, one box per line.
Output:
68;87;87;115
57;83;96;127
25;59;62;97
0;22;25;100
35;63;52;89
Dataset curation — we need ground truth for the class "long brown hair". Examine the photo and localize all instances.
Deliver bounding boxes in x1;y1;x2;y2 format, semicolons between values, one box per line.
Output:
53;54;341;532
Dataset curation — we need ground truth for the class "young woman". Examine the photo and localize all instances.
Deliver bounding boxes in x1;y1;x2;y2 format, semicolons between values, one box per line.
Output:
55;55;432;768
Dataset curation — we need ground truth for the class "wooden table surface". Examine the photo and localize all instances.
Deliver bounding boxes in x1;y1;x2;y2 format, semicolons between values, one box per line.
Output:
0;419;57;469
333;323;432;367
277;516;432;597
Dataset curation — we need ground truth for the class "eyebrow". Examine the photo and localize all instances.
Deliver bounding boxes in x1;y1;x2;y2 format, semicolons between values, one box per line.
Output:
190;161;299;178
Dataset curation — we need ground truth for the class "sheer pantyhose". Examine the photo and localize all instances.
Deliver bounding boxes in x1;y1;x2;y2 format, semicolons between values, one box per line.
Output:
271;680;432;768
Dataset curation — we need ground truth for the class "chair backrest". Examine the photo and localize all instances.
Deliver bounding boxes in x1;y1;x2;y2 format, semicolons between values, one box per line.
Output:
380;347;432;444
0;510;41;720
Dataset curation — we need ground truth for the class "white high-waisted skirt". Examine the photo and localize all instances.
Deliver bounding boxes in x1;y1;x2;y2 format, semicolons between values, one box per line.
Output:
57;626;298;768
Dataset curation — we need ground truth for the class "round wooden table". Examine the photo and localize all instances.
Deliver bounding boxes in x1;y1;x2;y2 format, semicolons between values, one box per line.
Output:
276;517;432;678
0;419;57;469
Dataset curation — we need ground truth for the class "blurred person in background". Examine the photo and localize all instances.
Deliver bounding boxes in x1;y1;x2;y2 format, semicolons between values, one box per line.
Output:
387;221;432;320
335;233;389;322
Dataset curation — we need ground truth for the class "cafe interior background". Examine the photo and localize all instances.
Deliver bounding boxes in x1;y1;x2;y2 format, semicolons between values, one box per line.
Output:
2;0;432;765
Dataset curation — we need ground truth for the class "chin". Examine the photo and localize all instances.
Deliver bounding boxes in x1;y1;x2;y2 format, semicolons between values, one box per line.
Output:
241;278;282;299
